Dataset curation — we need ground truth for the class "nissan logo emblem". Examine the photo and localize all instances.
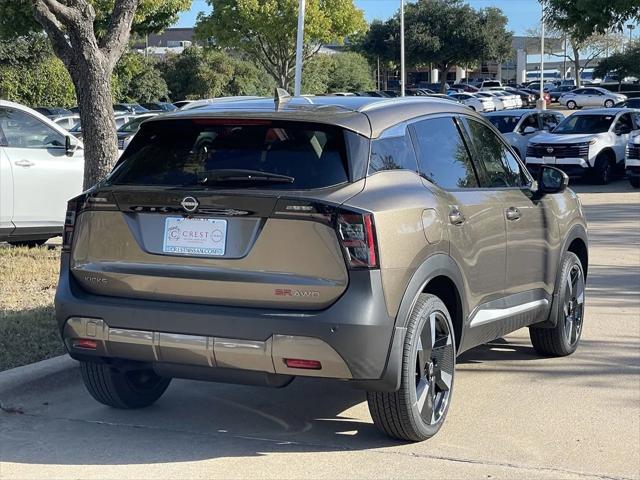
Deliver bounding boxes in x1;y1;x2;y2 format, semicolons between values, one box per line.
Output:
180;196;199;213
546;147;554;154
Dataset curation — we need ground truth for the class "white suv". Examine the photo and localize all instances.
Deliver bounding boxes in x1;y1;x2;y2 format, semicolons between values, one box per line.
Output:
0;100;84;246
626;135;640;188
526;108;640;184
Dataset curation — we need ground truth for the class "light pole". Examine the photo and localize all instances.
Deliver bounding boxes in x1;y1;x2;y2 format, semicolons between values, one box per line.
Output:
400;0;406;97
293;0;306;96
628;24;636;50
537;0;546;110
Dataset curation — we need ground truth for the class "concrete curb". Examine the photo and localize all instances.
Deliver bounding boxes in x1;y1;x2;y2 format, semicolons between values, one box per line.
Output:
0;355;78;409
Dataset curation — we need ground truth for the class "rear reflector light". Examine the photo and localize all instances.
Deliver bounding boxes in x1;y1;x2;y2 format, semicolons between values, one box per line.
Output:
337;213;378;268
284;358;322;370
73;339;98;350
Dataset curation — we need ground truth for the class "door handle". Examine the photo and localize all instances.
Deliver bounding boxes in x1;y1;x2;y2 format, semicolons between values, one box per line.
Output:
506;207;521;221
449;208;466;226
14;160;35;168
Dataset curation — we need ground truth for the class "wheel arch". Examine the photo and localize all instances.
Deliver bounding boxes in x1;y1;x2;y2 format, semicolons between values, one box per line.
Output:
596;146;617;163
394;254;468;351
535;223;589;329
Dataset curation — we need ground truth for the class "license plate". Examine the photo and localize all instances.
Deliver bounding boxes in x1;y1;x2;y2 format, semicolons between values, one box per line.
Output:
542;156;556;164
162;217;227;256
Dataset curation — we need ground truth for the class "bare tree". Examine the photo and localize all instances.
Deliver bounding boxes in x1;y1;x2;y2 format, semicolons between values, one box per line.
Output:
529;26;623;87
32;0;139;188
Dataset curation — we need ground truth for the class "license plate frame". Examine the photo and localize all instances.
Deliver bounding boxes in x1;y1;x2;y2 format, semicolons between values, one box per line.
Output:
542;156;556;164
162;217;227;257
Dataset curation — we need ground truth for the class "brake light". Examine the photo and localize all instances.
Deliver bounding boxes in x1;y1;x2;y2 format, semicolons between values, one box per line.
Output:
337;212;378;269
62;192;118;252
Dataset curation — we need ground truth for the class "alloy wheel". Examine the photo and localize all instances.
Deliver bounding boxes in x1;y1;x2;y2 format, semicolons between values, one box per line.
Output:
563;264;585;346
414;312;454;425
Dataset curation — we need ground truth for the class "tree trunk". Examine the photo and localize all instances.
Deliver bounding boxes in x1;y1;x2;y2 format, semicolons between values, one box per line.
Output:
439;64;448;93
70;56;119;190
32;0;139;191
572;43;581;88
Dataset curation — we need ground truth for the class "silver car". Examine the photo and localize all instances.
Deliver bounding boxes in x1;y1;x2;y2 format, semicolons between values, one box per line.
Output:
560;87;627;109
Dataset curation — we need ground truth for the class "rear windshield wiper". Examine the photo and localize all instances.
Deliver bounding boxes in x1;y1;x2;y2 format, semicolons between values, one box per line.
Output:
197;169;294;185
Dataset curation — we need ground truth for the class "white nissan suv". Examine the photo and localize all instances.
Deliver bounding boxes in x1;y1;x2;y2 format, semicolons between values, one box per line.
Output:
626;135;640;188
526;108;640;184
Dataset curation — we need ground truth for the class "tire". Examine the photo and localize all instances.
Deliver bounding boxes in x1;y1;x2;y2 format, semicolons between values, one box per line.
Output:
566;100;577;110
530;251;585;357
367;294;456;442
592;151;614;184
630;177;640;189
604;99;614;108
79;361;171;409
8;239;47;248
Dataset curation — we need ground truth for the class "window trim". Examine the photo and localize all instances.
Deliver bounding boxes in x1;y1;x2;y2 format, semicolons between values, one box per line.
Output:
458;114;534;191
0;107;66;150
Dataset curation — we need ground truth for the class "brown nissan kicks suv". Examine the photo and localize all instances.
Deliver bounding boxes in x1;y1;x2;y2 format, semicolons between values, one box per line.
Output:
56;95;588;441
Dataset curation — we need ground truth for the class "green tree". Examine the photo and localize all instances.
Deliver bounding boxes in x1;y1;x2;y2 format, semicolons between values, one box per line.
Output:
0;56;76;108
404;0;512;93
223;58;276;97
546;0;640;41
301;54;333;93
356;19;399;89
113;51;168;102
0;0;192;189
195;0;367;90
327;52;373;92
302;52;373;94
161;47;235;100
594;41;640;90
0;32;51;67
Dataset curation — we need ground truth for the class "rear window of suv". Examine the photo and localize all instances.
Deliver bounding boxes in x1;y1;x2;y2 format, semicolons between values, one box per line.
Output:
107;119;350;190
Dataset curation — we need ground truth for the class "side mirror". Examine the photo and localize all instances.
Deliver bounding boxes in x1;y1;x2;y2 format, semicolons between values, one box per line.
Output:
65;135;78;156
523;126;537;134
537;165;569;195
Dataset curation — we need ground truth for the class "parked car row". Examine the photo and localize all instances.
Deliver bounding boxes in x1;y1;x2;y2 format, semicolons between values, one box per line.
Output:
484;107;640;186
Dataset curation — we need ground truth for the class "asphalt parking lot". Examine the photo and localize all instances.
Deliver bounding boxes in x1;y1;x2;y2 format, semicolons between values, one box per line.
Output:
1;179;638;480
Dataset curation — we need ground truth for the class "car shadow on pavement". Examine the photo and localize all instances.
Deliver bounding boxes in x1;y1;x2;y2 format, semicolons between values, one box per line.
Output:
569;177;635;194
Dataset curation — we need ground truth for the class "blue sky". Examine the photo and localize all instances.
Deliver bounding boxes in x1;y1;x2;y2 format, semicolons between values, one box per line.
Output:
175;0;542;36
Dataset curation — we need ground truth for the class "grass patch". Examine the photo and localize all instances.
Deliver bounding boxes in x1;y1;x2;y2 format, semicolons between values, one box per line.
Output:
0;246;64;371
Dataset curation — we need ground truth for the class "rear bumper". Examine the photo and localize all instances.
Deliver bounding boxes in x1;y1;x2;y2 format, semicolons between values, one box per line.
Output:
55;254;402;389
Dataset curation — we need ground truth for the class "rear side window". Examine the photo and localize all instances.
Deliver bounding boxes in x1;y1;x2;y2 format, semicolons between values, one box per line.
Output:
411;117;479;189
368;130;418;174
108;119;349;190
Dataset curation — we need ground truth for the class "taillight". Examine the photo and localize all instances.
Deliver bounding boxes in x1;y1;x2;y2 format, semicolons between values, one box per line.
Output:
62;191;118;252
272;199;379;269
337;212;378;269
